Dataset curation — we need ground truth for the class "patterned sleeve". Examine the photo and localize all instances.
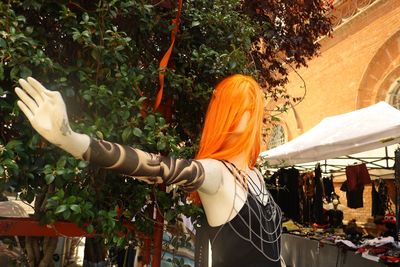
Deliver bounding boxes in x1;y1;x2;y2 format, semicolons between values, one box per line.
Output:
82;138;205;192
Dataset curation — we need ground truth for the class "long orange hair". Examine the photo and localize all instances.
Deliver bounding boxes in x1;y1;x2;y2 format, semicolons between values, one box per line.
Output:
190;74;265;203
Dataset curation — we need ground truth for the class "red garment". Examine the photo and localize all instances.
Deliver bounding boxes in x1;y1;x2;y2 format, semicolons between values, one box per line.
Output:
345;163;371;191
368;245;391;255
380;255;400;263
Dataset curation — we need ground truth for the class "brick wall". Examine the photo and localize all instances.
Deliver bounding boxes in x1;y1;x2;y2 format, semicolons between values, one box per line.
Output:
273;0;400;139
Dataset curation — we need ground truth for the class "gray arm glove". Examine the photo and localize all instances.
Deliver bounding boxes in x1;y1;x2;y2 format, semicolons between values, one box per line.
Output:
83;138;205;192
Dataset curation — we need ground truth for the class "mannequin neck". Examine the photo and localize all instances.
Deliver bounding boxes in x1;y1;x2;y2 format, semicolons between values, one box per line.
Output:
226;152;251;171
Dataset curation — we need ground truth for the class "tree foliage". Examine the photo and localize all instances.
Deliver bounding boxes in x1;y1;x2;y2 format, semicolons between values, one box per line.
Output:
243;0;333;97
0;0;332;260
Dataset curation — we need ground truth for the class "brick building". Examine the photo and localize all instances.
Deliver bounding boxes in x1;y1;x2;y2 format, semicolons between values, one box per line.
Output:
266;0;400;227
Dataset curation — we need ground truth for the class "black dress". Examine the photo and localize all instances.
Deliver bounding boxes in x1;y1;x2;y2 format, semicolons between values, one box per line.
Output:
207;187;282;266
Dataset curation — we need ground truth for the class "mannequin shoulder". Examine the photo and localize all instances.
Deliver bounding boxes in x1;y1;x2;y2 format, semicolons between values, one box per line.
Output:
197;158;224;179
196;158;224;195
252;167;264;178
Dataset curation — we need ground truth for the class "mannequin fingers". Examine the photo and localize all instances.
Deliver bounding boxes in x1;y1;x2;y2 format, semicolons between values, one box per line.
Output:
26;77;52;94
26;77;59;104
25;77;65;105
17;100;34;122
18;78;43;105
15;87;38;113
26;77;58;97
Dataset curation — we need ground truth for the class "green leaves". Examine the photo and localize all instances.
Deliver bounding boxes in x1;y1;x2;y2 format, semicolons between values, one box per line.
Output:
56;156;67;169
70;204;81;214
44;174;55;185
86;224;94;234
5;140;22;150
191;21;200;27
55;204;67;214
0;38;6;52
54;203;80;220
46;189;94;223
132;127;143;138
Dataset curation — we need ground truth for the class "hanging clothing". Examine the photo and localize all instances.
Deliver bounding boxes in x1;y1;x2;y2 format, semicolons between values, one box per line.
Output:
345;163;371;191
322;176;335;200
268;168;301;222
378;179;389;215
297;175;306;225
371;182;385;217
340;181;364;209
301;172;315;225
302;172;315;199
341;163;370;209
313;164;324;224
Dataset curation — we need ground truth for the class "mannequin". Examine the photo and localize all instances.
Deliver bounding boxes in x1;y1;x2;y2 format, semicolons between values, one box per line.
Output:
326;198;344;228
15;75;282;267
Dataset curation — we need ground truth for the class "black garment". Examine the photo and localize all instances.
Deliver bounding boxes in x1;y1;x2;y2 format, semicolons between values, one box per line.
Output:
327;209;344;228
268;168;301;221
340;181;364;209
303;198;313;225
322;176;335;200
344;222;363;244
301;172;315;225
298;179;306;225
207;193;282;267
195;215;210;267
371;183;385;217
313;165;324;224
378;180;389;213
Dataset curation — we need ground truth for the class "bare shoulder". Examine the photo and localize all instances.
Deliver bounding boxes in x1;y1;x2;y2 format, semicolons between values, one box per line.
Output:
196;158;224;195
197;158;223;169
252;166;263;176
197;158;224;178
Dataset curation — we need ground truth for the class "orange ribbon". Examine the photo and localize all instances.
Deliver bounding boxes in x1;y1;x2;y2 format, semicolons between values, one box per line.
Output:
153;0;183;111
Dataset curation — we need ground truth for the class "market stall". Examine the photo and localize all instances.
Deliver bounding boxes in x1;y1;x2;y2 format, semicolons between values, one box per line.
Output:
261;102;400;266
261;102;400;166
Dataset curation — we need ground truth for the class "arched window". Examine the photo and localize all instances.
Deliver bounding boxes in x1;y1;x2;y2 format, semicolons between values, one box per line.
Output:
268;125;286;149
386;79;400;109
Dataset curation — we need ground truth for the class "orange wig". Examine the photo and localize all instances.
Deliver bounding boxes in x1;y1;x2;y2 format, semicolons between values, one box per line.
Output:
190;74;265;202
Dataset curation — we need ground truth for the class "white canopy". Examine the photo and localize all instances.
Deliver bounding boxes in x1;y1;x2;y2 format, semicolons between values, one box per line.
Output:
260;102;400;166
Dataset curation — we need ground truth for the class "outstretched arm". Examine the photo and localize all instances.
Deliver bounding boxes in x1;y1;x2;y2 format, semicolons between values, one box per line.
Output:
15;78;221;193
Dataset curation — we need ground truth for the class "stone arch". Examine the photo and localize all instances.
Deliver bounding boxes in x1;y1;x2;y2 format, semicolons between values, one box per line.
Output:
375;66;400;103
356;30;400;108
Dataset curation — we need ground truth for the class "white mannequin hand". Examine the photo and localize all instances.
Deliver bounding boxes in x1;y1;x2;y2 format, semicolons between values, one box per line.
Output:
15;77;90;158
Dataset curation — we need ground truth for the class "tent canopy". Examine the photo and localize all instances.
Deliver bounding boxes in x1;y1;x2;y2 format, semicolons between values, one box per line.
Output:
261;102;400;166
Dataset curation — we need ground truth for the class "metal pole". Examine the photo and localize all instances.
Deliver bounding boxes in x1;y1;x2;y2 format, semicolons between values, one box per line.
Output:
394;147;400;241
385;146;389;168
